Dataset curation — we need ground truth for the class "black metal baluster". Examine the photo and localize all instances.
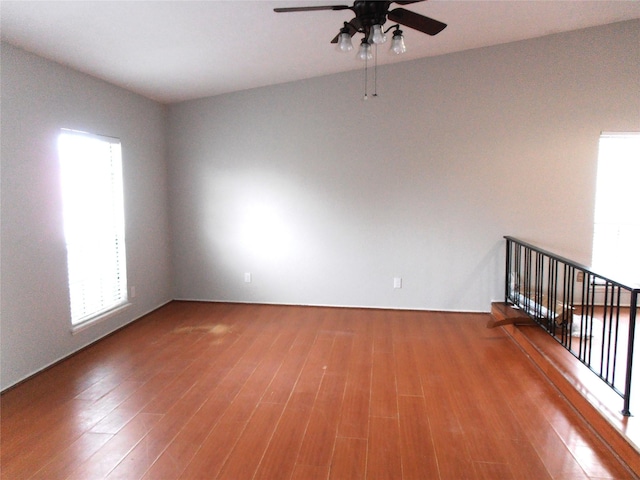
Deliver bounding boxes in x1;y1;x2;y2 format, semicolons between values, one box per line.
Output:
622;290;638;416
503;237;636;415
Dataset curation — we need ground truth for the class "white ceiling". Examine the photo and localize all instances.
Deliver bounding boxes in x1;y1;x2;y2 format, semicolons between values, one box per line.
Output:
1;1;639;104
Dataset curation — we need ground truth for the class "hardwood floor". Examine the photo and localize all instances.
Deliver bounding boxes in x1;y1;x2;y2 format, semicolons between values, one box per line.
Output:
1;301;636;479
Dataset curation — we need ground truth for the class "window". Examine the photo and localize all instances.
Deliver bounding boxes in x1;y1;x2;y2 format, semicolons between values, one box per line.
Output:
58;129;128;326
592;132;640;284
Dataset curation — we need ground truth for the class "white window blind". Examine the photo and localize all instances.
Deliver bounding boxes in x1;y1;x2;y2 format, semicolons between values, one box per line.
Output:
592;132;640;285
58;129;128;325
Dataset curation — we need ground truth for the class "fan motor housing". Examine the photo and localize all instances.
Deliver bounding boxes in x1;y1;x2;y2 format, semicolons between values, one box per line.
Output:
352;1;393;27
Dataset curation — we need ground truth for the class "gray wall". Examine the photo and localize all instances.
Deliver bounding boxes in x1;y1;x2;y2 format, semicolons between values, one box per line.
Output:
1;43;173;389
167;21;639;310
1;20;638;390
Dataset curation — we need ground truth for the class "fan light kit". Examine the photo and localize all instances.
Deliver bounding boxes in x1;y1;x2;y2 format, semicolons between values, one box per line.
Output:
337;21;407;56
275;0;446;99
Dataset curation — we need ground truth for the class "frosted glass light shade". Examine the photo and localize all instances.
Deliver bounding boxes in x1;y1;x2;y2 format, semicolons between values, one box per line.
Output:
336;32;354;52
390;30;406;54
370;24;386;44
357;40;373;60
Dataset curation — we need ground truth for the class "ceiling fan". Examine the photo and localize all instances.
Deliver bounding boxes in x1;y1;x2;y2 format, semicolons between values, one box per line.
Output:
274;1;447;98
274;1;447;54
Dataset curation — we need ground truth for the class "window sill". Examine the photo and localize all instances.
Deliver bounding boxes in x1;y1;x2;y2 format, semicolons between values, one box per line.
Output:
71;302;132;335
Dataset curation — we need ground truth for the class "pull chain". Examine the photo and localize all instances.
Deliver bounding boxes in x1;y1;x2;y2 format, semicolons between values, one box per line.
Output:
363;52;368;100
373;43;378;97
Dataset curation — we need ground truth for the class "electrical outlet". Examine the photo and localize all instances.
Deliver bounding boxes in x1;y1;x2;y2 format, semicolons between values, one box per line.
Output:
577;271;584;282
244;272;252;283
393;277;402;289
130;286;136;298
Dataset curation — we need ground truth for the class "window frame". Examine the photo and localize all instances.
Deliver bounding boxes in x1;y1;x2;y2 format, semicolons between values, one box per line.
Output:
591;131;640;286
57;128;130;331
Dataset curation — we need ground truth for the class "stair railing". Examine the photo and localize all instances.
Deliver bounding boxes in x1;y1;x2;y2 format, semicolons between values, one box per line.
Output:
504;236;639;416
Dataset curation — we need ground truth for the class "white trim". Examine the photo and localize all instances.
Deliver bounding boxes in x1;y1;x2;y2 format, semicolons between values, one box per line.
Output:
171;297;491;314
600;131;640;138
60;127;121;143
71;302;131;334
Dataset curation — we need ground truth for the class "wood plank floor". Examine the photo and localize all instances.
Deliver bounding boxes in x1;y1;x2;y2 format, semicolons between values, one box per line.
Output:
1;301;636;479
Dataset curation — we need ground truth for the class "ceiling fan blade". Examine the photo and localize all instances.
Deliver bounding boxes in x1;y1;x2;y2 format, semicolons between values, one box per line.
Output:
388;7;446;36
274;5;350;13
330;18;360;43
